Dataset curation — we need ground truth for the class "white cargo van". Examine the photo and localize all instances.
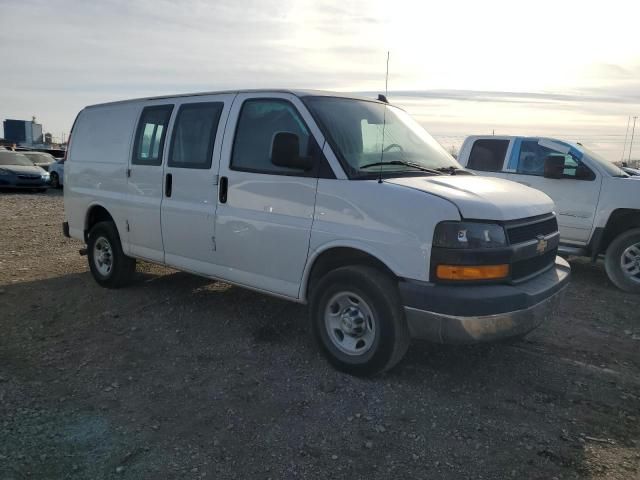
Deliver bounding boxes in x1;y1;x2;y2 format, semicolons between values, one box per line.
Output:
458;136;640;293
63;90;570;375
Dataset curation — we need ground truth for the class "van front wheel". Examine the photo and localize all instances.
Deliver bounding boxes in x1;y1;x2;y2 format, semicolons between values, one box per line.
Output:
87;221;136;288
310;265;410;376
605;228;640;293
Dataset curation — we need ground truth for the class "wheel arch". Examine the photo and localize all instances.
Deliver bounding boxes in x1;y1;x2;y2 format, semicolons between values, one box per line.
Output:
596;209;640;257
301;243;399;303
84;203;116;242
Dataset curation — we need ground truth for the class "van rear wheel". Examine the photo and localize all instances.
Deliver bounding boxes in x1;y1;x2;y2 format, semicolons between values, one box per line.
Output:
605;228;640;293
87;221;136;288
310;265;410;376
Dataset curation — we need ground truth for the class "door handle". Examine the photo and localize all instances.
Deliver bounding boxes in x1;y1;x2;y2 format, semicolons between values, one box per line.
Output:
165;173;173;197
219;176;228;203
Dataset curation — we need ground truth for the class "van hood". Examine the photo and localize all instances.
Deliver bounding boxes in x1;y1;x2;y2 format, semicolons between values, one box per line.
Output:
386;175;554;221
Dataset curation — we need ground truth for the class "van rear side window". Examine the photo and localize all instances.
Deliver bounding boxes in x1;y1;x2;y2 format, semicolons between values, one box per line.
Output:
132;105;173;166
168;102;223;169
468;139;509;172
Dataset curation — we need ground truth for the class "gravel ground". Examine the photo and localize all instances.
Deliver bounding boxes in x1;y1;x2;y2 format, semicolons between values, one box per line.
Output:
0;189;639;480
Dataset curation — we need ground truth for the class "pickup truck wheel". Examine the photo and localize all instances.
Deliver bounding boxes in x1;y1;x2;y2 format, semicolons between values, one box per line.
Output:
605;228;640;293
87;221;136;289
310;265;410;376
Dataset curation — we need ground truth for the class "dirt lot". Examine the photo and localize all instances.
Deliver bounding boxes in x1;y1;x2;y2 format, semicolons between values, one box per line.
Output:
0;190;639;480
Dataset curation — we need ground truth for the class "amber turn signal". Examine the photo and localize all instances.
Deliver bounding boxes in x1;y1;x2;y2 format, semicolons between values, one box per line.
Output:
436;264;509;281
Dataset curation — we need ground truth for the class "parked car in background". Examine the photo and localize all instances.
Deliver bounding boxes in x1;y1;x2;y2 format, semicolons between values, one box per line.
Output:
0;150;50;192
48;158;65;188
22;151;57;171
63;89;570;375
457;136;640;292
621;166;640;176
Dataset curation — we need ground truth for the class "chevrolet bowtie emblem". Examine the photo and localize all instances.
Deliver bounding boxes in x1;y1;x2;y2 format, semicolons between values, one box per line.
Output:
536;235;548;255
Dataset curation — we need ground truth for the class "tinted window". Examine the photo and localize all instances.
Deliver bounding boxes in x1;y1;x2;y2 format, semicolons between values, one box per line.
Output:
467;139;509;171
24;152;55;163
517;140;594;180
0;151;34;166
231;99;311;174
169;102;223;169
132;105;173;166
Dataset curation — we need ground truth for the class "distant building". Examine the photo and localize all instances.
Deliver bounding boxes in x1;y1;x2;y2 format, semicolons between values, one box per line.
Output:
3;117;44;146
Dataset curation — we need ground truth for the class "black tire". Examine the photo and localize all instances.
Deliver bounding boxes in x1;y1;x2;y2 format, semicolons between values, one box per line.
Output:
604;228;640;293
309;265;410;376
50;172;60;189
35;188;47;193
87;221;136;288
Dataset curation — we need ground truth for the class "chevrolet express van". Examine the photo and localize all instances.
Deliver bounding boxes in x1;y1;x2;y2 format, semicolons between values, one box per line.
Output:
63;90;570;375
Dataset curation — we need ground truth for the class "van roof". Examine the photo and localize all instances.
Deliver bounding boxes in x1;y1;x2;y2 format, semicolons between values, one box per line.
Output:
84;89;385;109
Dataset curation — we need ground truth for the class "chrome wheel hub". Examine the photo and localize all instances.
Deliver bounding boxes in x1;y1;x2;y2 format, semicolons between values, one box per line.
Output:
620;242;640;284
324;292;376;356
94;237;113;276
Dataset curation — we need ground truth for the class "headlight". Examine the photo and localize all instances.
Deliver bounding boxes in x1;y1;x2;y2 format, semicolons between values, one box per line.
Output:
433;221;507;249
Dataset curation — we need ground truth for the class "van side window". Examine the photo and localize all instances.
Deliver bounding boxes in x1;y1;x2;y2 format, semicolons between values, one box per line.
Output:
467;139;509;172
132;105;173;166
169;102;223;169
231;99;311;175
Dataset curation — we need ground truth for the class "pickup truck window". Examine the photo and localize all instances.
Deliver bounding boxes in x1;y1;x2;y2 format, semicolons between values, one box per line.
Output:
132;105;173;166
468;139;509;172
305;97;459;179
516;140;594;180
231;99;312;175
168;102;223;169
581;146;628;177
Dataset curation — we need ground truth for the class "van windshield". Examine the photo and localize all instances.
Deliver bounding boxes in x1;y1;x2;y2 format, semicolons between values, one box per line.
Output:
304;97;460;178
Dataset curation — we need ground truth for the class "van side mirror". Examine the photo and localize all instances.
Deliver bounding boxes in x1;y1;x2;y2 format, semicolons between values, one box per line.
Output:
271;132;313;171
543;154;565;179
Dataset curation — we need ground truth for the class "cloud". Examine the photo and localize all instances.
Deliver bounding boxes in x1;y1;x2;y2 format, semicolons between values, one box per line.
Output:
1;0;638;160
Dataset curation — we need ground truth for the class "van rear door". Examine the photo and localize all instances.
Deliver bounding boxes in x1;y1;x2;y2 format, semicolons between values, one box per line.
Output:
160;94;234;272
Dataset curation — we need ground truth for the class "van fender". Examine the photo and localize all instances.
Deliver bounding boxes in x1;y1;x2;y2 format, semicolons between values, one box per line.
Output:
299;239;402;302
84;201;130;254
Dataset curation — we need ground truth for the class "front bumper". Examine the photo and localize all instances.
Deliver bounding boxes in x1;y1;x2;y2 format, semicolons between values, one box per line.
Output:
400;256;570;344
0;177;50;188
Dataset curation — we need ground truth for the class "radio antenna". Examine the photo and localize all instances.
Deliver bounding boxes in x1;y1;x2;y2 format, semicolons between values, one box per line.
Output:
385;51;389;97
621;116;630;162
378;51;390;184
629;116;637;163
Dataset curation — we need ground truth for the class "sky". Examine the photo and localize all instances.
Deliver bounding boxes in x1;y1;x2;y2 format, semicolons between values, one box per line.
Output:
1;0;639;161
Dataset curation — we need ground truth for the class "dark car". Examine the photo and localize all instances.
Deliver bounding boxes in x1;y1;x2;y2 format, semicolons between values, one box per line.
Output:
22;151;57;171
0;151;50;192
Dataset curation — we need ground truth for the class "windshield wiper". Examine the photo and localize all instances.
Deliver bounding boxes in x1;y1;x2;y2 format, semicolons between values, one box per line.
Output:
360;160;444;175
434;166;473;175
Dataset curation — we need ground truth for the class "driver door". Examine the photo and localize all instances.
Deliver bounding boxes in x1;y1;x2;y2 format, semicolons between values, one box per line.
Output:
505;139;602;243
213;93;324;298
